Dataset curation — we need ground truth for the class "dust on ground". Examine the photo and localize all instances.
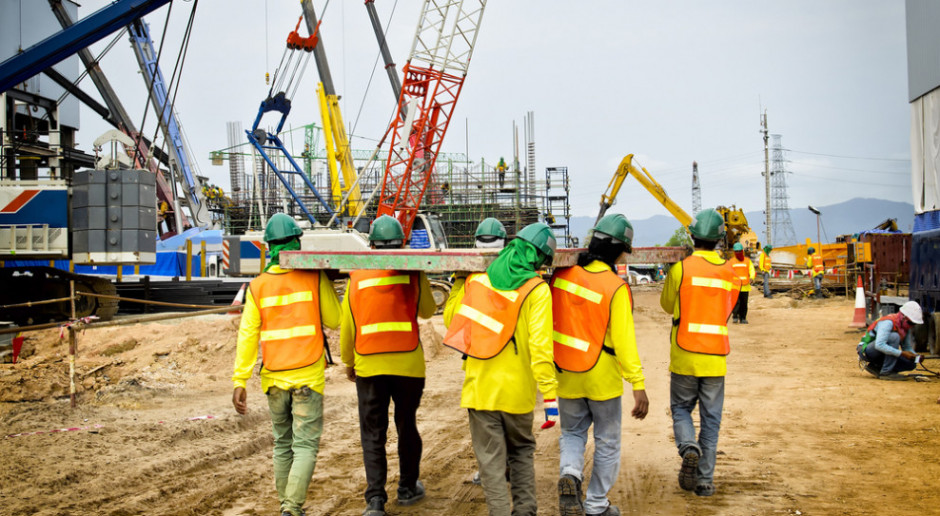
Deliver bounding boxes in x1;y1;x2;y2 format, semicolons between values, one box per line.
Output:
2;289;939;516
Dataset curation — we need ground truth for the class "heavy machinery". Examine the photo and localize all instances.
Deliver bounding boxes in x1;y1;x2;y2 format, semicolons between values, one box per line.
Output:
0;0;204;323
603;154;757;255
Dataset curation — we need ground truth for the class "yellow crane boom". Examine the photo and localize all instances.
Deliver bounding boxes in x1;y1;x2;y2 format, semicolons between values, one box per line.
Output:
598;154;692;227
317;82;364;216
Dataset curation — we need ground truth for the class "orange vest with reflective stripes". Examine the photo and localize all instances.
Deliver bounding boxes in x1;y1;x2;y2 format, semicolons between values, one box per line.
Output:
730;256;752;292
867;312;908;341
675;255;740;356
758;252;771;273
811;254;824;276
348;270;420;355
249;270;323;371
443;273;543;359
550;266;629;373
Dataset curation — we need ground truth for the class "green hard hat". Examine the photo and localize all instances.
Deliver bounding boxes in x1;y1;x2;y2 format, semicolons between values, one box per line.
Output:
475;217;507;239
688;208;726;241
807;247;816;254
517;222;557;260
369;215;405;242
592;214;634;248
763;244;772;253
264;213;303;243
733;242;744;251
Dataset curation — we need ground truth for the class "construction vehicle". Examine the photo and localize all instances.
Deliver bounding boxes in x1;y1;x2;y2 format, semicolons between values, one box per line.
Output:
0;0;204;324
604;154;757;255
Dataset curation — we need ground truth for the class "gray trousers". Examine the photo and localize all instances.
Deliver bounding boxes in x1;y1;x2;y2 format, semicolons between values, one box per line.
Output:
468;409;537;516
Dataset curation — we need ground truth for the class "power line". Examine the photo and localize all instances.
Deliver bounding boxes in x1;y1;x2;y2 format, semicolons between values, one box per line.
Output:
786;148;910;162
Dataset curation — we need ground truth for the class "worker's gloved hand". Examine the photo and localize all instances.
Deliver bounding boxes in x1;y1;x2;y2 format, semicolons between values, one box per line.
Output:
540;399;558;429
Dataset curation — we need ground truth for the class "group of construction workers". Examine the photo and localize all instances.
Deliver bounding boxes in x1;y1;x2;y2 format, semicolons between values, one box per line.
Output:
231;206;751;516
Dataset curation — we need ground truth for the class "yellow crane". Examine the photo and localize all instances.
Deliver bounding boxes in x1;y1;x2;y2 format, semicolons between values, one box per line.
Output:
316;82;363;216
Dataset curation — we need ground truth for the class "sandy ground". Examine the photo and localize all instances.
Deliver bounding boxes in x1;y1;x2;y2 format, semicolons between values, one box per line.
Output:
2;288;939;516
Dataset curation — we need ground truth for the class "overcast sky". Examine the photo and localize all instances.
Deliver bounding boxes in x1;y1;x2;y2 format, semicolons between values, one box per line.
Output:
64;0;912;229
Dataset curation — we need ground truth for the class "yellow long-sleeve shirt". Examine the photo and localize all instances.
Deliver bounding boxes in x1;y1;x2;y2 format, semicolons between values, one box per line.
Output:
339;271;436;378
232;267;342;394
659;250;730;377
444;276;557;414
556;261;645;400
758;251;772;273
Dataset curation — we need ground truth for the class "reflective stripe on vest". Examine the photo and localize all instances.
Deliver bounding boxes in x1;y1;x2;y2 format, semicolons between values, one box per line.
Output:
348;270;420;355
550;265;624;372
249;270;323;371
811;254;824;275
675;255;739;356
443;273;543;359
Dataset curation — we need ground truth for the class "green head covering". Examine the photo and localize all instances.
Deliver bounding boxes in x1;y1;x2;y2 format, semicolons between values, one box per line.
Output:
486;238;544;290
265;238;301;272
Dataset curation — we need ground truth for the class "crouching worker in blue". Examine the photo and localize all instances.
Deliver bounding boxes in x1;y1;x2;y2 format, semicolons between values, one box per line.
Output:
857;300;925;381
232;213;342;516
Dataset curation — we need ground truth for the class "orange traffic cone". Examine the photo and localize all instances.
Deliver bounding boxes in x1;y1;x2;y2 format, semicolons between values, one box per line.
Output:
229;283;246;315
849;276;866;328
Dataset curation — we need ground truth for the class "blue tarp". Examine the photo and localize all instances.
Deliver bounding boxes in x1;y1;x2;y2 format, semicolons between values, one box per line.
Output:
7;251;204;277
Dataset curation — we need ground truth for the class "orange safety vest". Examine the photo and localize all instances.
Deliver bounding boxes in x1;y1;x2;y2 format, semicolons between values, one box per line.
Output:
550;266;629;373
347;270;420;355
810;254;824;276
443;273;543;359
730;257;752;283
866;312;908;341
758;252;772;273
675;255;740;356
250;270;323;371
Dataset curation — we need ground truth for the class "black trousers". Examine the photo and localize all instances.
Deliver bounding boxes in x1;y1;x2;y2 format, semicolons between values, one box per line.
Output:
733;290;749;321
355;374;425;502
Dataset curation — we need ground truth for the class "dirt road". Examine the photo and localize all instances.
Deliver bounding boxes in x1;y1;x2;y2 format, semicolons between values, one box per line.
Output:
1;289;939;515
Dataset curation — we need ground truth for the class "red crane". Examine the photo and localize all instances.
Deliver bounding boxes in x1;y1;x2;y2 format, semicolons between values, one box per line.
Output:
375;0;487;240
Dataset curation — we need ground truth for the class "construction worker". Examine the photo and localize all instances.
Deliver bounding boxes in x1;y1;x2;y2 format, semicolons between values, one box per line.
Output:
552;214;649;516
496;157;508;187
341;215;436;516
659;208;741;498
758;245;773;298
729;242;755;324
475;217;507;249
806;247;824;298
232;213;342;516
857;300;925;380
443;222;558;516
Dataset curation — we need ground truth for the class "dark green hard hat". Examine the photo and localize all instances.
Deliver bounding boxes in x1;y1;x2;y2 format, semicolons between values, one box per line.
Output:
369;215;405;243
688;209;726;242
763;244;773;253
517;222;557;260
733;242;744;251
592;214;634;248
264;213;303;243
475;217;507;239
807;247;816;254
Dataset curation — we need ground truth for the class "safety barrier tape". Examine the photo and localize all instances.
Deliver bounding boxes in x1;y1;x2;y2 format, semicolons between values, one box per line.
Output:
4;415;216;439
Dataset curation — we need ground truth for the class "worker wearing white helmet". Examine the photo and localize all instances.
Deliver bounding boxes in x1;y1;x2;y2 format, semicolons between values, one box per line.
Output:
857;301;926;380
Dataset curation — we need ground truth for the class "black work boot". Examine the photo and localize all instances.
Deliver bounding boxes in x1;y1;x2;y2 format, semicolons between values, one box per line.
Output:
558;474;585;515
362;496;385;516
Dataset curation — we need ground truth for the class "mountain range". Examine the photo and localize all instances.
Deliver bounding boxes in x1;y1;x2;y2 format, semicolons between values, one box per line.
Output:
566;197;914;247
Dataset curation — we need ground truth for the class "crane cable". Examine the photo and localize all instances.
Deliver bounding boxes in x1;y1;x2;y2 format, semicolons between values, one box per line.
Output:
350;0;399;139
148;0;200;155
132;1;174;160
268;0;330;103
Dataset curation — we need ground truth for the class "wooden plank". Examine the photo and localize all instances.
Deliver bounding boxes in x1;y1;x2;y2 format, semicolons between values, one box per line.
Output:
280;247;688;272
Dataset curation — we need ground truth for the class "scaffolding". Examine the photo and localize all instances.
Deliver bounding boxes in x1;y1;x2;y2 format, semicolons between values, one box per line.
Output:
209;122;568;247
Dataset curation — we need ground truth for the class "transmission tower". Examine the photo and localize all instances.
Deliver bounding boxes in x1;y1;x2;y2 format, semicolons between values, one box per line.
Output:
770;134;797;246
691;161;702;215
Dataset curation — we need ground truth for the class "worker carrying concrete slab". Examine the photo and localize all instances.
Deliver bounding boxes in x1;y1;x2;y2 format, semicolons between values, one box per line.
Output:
857;301;926;381
340;215;436;516
443;222;558;516
660;208;742;498
552;213;649;516
729;242;756;324
231;213;342;516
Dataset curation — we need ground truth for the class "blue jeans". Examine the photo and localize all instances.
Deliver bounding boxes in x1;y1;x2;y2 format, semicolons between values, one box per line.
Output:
813;274;822;293
670;373;724;485
762;272;771;297
863;333;917;375
558;397;621;514
267;386;324;516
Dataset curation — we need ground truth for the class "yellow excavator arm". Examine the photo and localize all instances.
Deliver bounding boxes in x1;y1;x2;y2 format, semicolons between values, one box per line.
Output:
598;154;692;227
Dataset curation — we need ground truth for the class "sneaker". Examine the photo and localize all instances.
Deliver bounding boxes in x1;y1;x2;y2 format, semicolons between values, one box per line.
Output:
859;360;879;378
678;449;700;491
739;319;749;325
397;480;425;506
731;317;739;324
587;504;621;516
558;474;585;516
471;471;481;485
281;510;305;516
362;496;385;516
695;483;715;497
878;373;910;381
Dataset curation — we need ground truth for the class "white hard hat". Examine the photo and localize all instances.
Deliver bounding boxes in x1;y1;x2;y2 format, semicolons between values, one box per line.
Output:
899;301;924;325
